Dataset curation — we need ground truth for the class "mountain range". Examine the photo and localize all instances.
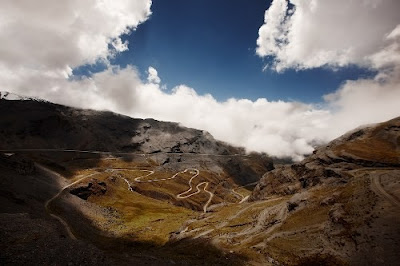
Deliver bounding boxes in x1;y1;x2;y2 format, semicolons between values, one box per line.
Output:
0;93;399;265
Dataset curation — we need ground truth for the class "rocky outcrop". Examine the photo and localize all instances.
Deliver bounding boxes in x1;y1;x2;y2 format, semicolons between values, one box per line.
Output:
69;179;107;200
286;191;308;211
320;193;340;206
250;160;346;200
250;116;400;201
329;203;348;225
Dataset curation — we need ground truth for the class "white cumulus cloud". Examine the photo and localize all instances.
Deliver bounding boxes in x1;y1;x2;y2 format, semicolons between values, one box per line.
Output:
18;66;332;161
256;0;400;71
0;0;152;75
255;0;400;152
1;0;400;161
147;66;161;84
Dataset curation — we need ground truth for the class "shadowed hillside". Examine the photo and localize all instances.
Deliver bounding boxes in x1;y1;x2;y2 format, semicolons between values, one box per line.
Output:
0;97;273;265
0;96;241;155
1;96;399;265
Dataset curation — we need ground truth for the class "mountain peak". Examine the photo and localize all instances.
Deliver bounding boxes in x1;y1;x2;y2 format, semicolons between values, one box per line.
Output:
0;91;46;102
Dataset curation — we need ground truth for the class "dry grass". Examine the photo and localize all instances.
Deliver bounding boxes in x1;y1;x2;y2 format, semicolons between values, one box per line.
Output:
334;120;400;164
185;197;289;239
234;187;252;197
65;159;248;245
59;161;201;245
279;205;330;232
89;176;195;245
335;138;399;164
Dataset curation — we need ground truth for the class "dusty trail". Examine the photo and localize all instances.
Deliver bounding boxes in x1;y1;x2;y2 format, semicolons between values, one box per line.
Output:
173;169;213;213
186;197;286;240
231;188;244;201
231;188;250;203
106;168;213;213
3;148;258;213
11;149;270;247
202;182;214;213
176;169;200;198
133;170;156;182
231;182;258;203
371;172;400;208
350;168;400;208
0;148;249;158
39;164;98;240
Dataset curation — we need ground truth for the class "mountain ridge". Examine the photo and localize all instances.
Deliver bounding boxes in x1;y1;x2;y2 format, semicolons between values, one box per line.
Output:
251;116;400;200
0;96;245;156
0;96;399;265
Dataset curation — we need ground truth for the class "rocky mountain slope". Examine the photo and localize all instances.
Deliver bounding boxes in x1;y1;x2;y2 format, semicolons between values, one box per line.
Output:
1;94;399;265
0;95;273;187
241;116;400;264
166;116;400;265
0;93;241;155
251;116;400;199
0;95;273;265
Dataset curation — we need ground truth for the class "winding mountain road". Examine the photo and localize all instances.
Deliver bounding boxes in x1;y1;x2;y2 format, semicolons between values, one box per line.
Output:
173;169;214;212
14;148;257;229
41;165;213;239
231;188;249;203
105;168;214;212
0;148;249;158
371;172;400;208
231;182;258;203
40;164;98;240
176;169;200;198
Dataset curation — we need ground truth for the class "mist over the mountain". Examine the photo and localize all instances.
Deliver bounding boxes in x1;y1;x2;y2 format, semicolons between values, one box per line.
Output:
1;1;400;264
1;0;399;160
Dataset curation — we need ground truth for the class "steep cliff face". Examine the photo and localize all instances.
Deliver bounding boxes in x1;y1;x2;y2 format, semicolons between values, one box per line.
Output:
250;117;400;200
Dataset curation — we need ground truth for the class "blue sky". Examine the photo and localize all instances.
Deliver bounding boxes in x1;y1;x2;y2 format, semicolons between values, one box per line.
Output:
4;0;399;159
102;0;377;103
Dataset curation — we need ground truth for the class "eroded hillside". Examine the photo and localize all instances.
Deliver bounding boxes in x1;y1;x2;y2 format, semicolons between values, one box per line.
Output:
175;117;400;265
0;98;272;265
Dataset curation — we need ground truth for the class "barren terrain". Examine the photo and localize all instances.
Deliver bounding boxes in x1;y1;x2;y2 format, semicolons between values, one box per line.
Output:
1;98;399;265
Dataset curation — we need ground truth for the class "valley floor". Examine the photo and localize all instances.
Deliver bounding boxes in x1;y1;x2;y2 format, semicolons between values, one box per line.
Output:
1;150;399;265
